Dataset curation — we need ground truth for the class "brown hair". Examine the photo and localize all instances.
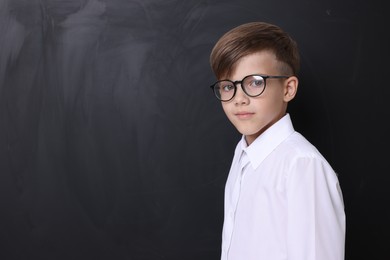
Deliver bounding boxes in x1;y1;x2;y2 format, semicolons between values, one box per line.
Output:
210;22;300;79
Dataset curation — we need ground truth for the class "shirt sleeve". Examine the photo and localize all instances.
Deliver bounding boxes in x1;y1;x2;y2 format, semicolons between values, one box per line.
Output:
286;156;346;260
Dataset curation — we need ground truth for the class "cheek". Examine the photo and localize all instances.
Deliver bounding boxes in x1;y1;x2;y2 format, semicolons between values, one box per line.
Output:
221;103;230;115
222;103;236;123
262;89;285;110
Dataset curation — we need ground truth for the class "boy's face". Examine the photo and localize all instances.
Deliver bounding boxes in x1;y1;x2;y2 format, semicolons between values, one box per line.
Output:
221;51;297;145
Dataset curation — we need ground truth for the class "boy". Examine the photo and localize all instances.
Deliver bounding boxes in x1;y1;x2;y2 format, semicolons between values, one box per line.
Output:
209;22;346;260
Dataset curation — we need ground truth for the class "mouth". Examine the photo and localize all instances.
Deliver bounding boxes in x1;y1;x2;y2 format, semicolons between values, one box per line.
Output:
235;112;254;119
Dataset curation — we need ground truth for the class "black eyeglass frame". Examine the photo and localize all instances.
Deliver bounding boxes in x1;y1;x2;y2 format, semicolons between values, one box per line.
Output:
210;74;290;102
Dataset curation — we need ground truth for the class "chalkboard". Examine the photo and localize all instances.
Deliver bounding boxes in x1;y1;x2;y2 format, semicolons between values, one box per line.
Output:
1;0;389;259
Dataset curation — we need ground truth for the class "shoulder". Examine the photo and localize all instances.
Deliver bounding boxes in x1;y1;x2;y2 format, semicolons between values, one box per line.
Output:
281;132;325;159
276;131;336;175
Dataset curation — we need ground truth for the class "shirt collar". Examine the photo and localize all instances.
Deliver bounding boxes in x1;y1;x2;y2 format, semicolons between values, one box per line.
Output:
238;113;295;169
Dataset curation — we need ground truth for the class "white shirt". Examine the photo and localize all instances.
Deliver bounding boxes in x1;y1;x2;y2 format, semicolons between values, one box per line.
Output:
221;114;345;260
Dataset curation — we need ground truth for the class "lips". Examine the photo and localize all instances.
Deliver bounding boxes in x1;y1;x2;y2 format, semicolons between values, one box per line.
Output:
235;111;254;119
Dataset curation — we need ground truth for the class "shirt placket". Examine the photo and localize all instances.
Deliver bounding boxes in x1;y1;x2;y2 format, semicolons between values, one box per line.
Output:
225;151;250;259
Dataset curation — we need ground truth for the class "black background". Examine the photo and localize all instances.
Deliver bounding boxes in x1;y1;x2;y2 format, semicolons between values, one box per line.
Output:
1;0;389;259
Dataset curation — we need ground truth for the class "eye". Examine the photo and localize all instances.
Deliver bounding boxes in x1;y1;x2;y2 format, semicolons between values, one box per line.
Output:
249;79;264;88
221;83;235;92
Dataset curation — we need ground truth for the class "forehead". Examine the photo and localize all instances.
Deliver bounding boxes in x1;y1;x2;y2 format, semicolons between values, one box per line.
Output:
228;51;280;80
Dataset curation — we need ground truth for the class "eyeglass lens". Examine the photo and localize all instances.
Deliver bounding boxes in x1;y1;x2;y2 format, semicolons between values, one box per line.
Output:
214;75;265;101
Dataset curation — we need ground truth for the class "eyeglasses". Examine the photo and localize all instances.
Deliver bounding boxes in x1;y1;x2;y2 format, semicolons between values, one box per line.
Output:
210;74;290;102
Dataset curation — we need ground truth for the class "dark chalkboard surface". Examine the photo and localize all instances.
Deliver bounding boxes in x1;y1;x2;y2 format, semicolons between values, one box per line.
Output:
1;0;389;259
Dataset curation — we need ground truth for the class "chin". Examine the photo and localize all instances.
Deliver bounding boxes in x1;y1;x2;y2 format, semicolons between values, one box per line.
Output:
237;128;261;137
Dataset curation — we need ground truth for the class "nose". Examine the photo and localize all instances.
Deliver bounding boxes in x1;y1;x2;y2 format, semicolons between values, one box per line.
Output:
233;83;249;105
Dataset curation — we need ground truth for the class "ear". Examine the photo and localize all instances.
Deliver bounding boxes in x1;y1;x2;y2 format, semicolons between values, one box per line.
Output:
283;76;298;102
